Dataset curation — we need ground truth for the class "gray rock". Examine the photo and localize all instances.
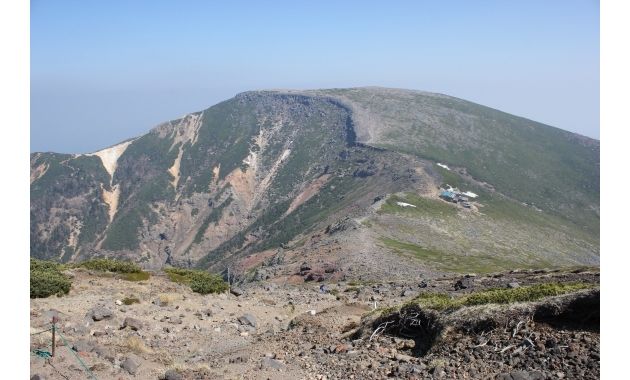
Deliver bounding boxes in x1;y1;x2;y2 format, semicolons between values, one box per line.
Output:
238;313;257;328
507;282;521;288
121;356;140;375
94;346;115;363
162;369;183;380
122;317;143;331
260;357;285;370
30;375;46;380
454;277;474;290
88;307;112;321
496;371;543;380
511;371;531;380
230;287;244;297
72;339;94;353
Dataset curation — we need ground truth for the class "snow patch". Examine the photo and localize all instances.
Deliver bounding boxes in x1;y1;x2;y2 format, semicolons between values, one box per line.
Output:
396;202;417;208
437;163;450;171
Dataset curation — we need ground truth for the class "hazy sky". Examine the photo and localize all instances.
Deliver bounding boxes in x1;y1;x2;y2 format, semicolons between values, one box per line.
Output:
31;0;600;153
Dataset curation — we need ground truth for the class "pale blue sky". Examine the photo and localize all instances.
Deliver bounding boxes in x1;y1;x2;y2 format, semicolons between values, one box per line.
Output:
31;0;599;153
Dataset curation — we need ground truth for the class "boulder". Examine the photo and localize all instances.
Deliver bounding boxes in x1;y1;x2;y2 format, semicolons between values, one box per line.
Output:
230;287;244;297
323;262;337;273
454;277;474;290
121;356;140;375
30;374;46;380
238;313;257;328
305;272;325;282
94;346;115;363
162;369;183;380
71;339;94;353
507;282;521;289
122;317;143;331
88;307;112;321
299;262;311;274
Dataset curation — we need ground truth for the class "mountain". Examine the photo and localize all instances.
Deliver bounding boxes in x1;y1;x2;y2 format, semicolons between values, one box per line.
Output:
30;87;599;279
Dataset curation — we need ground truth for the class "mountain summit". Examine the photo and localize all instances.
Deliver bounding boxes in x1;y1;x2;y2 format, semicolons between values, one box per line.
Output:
30;87;599;280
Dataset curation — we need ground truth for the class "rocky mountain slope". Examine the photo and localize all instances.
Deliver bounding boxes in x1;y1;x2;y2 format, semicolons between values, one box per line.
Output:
30;87;599;278
30;267;600;379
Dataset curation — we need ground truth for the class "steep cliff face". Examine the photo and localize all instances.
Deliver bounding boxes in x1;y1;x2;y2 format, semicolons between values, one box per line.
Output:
30;88;599;275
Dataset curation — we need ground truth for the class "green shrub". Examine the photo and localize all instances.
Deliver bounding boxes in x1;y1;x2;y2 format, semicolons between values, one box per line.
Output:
462;282;593;307
77;258;141;273
164;267;193;284
406;282;595;312
164;267;228;294
189;272;229;294
122;271;150;281
30;259;71;298
122;296;140;305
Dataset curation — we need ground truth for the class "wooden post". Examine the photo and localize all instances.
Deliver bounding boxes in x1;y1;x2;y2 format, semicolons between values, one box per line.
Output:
51;316;58;358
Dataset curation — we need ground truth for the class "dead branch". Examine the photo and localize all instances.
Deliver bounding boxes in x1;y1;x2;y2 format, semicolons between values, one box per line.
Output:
370;321;393;342
499;344;516;354
512;320;524;338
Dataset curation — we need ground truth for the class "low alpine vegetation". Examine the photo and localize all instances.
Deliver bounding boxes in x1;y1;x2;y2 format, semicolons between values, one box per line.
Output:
406;282;595;312
77;258;142;273
76;258;150;281
164;267;228;294
371;282;596;318
122;296;141;305
30;259;71;298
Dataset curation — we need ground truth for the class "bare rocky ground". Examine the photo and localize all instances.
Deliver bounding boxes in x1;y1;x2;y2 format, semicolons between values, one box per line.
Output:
30;269;599;379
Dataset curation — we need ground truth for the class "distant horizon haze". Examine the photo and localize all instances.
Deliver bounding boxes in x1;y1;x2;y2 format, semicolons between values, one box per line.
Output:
31;1;599;153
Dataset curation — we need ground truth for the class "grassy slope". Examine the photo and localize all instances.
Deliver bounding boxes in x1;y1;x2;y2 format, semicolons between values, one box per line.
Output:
371;164;598;273
320;88;599;237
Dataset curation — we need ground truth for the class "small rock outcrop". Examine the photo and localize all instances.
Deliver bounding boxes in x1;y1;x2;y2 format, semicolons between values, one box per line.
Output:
87;307;112;321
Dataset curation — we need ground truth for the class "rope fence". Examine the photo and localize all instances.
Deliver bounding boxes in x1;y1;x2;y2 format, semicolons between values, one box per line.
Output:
30;327;53;335
30;318;99;380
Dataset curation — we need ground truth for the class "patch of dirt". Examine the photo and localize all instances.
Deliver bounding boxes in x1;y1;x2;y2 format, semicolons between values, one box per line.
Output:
168;148;184;189
30;162;49;184
86;139;134;182
101;183;121;222
285;174;331;216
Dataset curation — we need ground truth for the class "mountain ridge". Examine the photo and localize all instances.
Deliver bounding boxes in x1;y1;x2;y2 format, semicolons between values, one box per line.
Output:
30;87;599;280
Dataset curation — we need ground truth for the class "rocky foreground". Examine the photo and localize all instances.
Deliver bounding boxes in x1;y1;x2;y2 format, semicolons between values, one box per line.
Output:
30;268;599;379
